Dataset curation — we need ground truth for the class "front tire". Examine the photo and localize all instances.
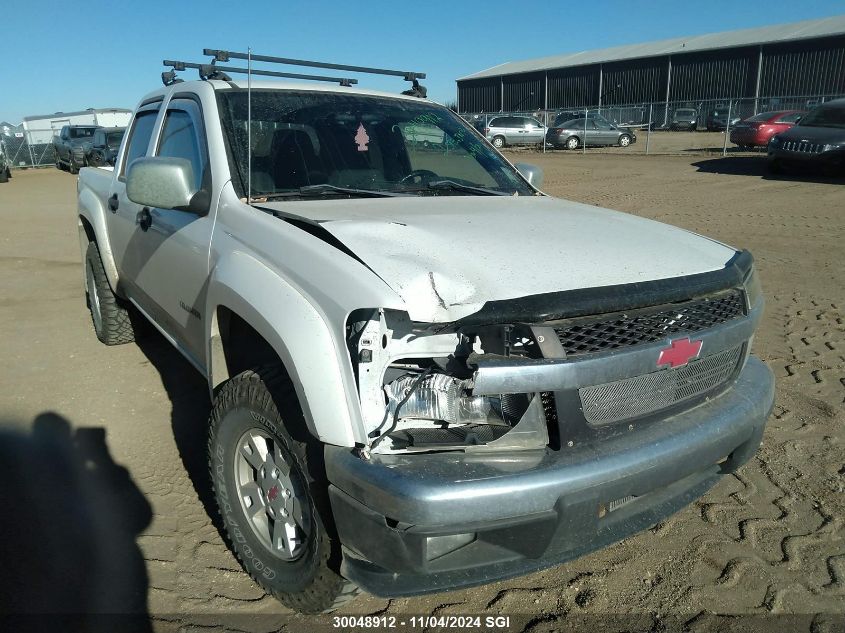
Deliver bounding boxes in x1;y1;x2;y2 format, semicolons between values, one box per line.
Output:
618;134;631;147
209;367;358;614
84;241;136;345
0;169;7;183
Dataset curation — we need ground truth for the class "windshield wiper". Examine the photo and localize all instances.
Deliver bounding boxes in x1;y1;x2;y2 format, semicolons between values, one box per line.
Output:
261;184;409;200
426;180;510;196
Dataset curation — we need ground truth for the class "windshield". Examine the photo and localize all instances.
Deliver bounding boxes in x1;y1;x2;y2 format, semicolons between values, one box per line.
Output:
69;128;97;139
217;90;534;199
106;131;124;147
798;104;845;130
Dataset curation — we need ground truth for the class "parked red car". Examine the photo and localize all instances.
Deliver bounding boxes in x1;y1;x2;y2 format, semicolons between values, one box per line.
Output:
730;110;804;148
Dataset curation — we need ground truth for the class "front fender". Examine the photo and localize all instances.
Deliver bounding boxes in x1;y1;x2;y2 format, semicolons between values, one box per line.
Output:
206;251;365;447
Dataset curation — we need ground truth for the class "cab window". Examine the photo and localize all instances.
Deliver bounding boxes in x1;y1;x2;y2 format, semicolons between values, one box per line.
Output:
156;100;208;192
120;109;159;179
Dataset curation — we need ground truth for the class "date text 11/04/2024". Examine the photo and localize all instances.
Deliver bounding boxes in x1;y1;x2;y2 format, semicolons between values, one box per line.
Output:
332;615;512;629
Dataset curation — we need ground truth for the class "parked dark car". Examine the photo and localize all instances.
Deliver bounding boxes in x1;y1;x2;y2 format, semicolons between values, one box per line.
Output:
670;108;698;131
730;110;804;148
546;117;636;149
705;108;742;132
85;127;125;167
53;125;100;173
768;99;845;175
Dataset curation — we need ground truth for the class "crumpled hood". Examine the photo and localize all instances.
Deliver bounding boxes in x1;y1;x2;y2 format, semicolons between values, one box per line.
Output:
263;196;736;322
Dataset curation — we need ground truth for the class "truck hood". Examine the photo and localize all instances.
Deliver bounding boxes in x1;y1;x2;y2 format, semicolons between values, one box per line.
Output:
261;196;737;322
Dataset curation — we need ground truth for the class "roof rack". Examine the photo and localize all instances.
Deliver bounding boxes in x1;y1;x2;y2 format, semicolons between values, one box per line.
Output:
162;59;357;86
204;49;425;82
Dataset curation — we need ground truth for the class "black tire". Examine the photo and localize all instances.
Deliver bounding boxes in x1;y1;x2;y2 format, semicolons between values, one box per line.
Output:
88;152;102;168
209;367;358;614
84;241;136;345
565;136;579;150
0;169;7;184
491;135;505;149
618;134;632;148
767;159;783;174
69;155;79;174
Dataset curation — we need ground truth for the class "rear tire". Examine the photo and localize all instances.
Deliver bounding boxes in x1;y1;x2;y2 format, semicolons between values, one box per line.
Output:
491;136;505;149
209;367;358;614
565;136;579;150
84;241;136;345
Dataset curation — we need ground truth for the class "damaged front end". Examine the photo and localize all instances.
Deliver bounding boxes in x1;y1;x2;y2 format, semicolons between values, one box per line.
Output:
347;309;552;453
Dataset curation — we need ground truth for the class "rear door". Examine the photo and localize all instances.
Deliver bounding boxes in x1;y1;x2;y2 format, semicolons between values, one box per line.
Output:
128;96;214;367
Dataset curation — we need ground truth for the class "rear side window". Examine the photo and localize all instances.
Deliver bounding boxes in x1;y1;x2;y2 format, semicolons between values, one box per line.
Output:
156;101;208;192
775;112;802;124
120;110;159;179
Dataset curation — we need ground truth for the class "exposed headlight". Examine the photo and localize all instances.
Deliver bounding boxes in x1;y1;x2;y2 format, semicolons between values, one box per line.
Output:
822;143;842;152
385;373;507;426
769;135;781;147
743;267;763;311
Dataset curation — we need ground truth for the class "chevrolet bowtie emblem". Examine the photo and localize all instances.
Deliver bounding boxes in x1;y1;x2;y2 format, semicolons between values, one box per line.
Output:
657;337;703;368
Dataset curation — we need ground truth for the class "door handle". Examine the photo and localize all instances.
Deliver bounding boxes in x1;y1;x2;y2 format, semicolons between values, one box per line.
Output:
137;207;152;232
108;194;119;212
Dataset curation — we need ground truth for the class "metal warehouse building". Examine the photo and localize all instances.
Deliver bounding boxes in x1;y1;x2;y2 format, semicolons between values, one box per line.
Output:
456;16;845;117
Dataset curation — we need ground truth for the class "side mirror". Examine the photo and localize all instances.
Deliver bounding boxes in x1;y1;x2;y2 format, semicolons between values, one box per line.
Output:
126;157;207;213
515;162;543;188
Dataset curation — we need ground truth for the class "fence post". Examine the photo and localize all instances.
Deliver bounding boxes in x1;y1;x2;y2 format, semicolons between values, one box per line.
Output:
722;101;732;157
646;103;652;155
543;110;547;154
583;107;587;155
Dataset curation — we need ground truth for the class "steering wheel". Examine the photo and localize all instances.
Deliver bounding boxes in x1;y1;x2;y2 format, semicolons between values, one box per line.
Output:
399;169;439;185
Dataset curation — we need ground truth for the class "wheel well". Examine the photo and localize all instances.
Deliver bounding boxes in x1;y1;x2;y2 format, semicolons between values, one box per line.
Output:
214;307;284;386
213;306;317;443
80;216;96;243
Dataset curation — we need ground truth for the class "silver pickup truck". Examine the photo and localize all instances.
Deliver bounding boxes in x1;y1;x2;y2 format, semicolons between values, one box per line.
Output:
77;72;775;613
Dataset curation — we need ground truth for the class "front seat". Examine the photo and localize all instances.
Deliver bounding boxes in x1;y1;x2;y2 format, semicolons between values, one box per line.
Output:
270;129;326;189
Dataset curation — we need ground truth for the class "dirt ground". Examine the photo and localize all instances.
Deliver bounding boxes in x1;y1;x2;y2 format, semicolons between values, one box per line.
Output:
0;156;842;632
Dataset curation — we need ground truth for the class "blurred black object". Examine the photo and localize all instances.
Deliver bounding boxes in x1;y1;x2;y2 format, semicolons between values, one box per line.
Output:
0;412;152;632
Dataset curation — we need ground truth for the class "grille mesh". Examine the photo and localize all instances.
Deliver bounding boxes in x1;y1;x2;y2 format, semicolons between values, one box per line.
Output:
579;345;743;425
555;290;744;357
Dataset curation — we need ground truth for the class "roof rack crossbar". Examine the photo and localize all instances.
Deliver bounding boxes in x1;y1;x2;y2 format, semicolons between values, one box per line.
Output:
203;48;426;82
163;60;357;86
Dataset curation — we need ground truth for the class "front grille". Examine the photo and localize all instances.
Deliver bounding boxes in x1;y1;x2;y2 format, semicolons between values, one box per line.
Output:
554;290;744;357
579;344;743;425
782;140;824;154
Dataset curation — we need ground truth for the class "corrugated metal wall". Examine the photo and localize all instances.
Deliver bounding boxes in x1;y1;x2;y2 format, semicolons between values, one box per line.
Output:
547;65;598;109
668;48;755;101
457;78;501;112
457;34;845;112
503;72;544;111
601;59;666;105
760;35;845;97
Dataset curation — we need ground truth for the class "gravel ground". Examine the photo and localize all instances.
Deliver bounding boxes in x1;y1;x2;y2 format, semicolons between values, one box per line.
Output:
0;157;842;632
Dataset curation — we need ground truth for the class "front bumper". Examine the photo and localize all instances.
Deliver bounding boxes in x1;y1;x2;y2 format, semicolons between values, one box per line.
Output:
326;356;775;597
768;146;845;168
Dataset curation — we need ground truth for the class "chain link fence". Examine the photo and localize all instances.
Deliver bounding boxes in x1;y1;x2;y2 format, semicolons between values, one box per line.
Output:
461;93;844;157
2;129;58;169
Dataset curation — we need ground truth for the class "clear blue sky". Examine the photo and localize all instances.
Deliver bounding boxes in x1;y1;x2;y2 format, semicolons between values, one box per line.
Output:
2;0;843;124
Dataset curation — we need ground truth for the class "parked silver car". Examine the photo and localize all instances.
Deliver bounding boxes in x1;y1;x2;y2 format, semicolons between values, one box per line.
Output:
483;115;546;148
546;118;637;149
